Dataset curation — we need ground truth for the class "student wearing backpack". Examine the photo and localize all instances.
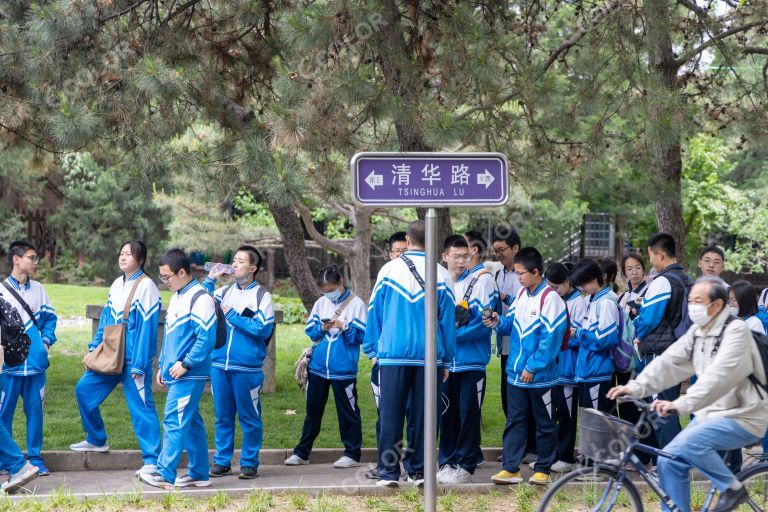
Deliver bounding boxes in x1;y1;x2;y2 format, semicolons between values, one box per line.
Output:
364;220;456;488
483;247;567;486
632;233;691;448
140;249;217;490
610;276;768;512
543;263;587;473
70;241;162;477
437;235;497;484
285;265;366;469
569;259;621;413
729;281;767;335
0;240;57;477
202;245;274;480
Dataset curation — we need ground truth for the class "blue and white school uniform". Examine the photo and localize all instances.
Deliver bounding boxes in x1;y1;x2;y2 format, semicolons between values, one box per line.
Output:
202;277;274;471
75;270;162;464
554;289;588;464
0;276;57;470
439;264;497;474
575;287;620;412
293;289;367;461
364;250;456;481
156;280;217;484
495;280;567;474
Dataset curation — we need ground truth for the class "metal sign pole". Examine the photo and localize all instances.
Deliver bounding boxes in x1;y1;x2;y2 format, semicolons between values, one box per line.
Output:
424;208;438;512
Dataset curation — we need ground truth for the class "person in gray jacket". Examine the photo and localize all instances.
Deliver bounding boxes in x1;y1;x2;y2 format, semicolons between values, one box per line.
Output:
610;276;768;512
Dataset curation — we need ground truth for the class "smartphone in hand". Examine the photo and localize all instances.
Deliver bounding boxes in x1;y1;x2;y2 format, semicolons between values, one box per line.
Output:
482;307;493;321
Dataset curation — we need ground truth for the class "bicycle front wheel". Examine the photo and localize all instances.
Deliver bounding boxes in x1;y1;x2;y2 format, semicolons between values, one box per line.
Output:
536;465;644;512
738;462;768;511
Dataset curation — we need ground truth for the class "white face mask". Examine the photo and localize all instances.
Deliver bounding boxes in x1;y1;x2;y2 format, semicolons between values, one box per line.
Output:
731;305;740;317
688;303;714;326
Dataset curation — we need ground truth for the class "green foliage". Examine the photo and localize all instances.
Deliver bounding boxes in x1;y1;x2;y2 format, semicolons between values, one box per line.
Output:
49;152;169;281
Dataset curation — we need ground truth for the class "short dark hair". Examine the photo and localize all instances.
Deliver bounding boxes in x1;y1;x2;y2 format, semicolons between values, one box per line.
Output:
388;231;407;249
318;264;343;285
570;258;605;288
621;253;646;278
647;232;677;258
700;245;725;261
512;247;544;274
158;248;191;275
442;234;469;253
236;245;263;277
464;230;487;255
406;220;425;247
599;258;618;284
120;240;148;271
544;262;570;285
731;280;759;318
8;240;36;268
492;226;521;251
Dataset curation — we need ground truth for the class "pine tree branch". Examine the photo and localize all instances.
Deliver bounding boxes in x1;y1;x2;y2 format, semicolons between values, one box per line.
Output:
98;0;149;24
295;202;353;256
744;47;768;55
540;0;625;75
676;0;707;18
674;19;768;66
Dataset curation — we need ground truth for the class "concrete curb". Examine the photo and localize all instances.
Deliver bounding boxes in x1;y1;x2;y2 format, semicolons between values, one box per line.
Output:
42;448;504;471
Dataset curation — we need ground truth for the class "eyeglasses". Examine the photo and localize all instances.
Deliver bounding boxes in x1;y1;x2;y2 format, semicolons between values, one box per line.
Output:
449;254;471;263
389;248;405;256
514;270;531;278
159;272;177;283
492;246;510;255
24;255;40;263
701;258;723;266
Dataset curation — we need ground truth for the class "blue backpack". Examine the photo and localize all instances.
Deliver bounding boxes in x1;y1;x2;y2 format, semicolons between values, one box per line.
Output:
757;307;768;335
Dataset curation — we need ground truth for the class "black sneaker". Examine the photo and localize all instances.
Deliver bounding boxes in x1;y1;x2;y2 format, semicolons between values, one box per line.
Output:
365;467;379;480
239;466;258;479
712;486;748;512
209;464;231;477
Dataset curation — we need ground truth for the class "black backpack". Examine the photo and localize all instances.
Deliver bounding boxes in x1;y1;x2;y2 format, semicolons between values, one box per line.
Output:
191;285;273;349
661;270;694;339
0;296;31;367
708;316;768;399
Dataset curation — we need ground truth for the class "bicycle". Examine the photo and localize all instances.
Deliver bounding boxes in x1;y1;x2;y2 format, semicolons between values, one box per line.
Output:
537;396;768;511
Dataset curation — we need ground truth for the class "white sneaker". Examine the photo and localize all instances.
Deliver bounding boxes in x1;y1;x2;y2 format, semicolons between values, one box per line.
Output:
69;440;109;453
284;455;309;466
528;461;538;470
376;479;399;488
521;453;538;464
333;456;361;469
406;474;424;487
440;467;472;484
551;460;579;473
139;472;174;490
1;462;39;494
175;474;212;488
437;465;456;483
134;464;157;477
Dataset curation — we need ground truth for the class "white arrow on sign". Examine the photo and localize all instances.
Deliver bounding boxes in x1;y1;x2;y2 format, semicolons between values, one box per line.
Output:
365;170;383;190
477;169;495;189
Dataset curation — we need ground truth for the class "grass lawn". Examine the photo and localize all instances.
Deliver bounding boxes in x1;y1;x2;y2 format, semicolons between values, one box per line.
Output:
46;284;173;319
8;325;508;452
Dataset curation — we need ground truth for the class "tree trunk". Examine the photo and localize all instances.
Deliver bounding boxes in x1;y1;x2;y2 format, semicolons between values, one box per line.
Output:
645;0;687;263
267;199;320;310
349;209;373;300
376;0;453;250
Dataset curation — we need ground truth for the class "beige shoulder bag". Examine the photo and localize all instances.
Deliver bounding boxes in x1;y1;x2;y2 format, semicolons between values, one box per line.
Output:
84;276;146;374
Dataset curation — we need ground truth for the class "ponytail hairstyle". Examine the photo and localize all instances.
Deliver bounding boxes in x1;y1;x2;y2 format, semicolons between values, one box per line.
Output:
318;264;343;286
120;240;148;272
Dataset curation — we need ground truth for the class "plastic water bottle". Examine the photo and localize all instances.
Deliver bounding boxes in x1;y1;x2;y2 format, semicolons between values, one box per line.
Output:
204;262;234;274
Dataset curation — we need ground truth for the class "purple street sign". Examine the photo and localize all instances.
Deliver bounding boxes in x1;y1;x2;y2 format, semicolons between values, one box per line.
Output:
351;152;509;207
